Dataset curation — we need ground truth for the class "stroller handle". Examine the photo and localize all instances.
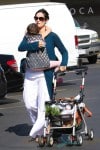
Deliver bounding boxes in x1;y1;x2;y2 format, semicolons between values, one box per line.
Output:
54;65;88;77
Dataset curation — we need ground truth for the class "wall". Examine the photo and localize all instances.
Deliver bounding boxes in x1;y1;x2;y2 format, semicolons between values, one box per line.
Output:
51;0;100;36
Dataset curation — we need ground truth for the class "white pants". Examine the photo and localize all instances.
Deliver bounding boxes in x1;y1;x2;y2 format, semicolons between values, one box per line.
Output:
23;70;50;138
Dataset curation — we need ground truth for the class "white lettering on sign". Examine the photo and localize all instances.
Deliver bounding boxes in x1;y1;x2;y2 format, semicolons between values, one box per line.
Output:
79;7;85;14
70;7;94;15
88;7;94;14
70;8;76;15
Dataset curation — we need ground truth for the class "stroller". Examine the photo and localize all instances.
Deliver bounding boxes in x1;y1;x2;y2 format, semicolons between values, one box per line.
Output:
38;66;94;147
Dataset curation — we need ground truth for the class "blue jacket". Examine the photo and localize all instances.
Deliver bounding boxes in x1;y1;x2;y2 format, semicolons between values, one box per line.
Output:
18;32;68;99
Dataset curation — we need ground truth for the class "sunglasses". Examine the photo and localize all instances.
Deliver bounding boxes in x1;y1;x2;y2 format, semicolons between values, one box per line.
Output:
34;16;45;21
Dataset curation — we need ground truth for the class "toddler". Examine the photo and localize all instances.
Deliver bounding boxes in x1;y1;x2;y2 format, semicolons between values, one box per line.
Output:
25;23;61;71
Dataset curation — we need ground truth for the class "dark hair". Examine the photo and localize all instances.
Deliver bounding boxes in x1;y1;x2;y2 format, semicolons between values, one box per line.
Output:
35;9;49;20
27;23;39;35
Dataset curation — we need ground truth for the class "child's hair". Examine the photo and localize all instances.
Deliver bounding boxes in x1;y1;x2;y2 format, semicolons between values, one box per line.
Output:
27;23;39;35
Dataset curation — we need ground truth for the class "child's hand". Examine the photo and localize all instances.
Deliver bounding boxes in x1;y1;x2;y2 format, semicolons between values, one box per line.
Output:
38;40;45;48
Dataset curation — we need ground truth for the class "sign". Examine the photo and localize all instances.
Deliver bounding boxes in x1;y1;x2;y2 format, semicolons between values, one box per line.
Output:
68;4;100;16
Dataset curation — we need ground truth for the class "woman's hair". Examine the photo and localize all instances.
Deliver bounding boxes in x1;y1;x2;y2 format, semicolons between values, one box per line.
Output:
34;9;49;20
27;23;39;35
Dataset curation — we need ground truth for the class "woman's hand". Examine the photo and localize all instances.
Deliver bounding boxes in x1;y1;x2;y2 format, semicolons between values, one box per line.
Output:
59;66;66;72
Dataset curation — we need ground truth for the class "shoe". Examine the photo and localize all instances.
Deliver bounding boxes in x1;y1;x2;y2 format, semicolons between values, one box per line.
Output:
28;136;39;143
28;137;35;142
35;135;39;142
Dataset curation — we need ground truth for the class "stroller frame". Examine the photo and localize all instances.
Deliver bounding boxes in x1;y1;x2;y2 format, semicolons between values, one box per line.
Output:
38;66;94;147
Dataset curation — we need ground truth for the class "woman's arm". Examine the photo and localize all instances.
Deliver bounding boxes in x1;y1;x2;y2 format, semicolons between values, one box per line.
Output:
53;33;68;66
18;36;39;52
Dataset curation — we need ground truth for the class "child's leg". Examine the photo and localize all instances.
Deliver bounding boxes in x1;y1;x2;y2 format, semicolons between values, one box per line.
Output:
84;106;92;117
50;60;61;72
76;111;82;125
79;102;92;117
50;60;61;68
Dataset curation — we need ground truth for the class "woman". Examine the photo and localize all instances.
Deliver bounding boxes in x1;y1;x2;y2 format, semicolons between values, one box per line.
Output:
18;9;68;141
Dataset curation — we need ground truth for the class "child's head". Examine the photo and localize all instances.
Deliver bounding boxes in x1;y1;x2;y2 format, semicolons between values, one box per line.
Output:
27;23;39;35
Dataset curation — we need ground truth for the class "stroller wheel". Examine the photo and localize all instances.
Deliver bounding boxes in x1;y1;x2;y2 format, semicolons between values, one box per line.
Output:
67;135;73;146
88;129;94;140
46;135;54;147
38;136;45;147
76;134;83;146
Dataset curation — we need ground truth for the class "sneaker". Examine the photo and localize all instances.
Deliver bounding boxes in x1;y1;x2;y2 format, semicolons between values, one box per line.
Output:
28;137;35;142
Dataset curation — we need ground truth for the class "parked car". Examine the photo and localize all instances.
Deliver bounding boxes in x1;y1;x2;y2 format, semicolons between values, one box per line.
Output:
74;19;100;64
0;54;24;92
0;64;7;98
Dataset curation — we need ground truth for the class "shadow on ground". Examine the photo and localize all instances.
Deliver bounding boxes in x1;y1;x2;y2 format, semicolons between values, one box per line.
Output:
0;98;20;105
0;113;4;117
5;123;32;136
